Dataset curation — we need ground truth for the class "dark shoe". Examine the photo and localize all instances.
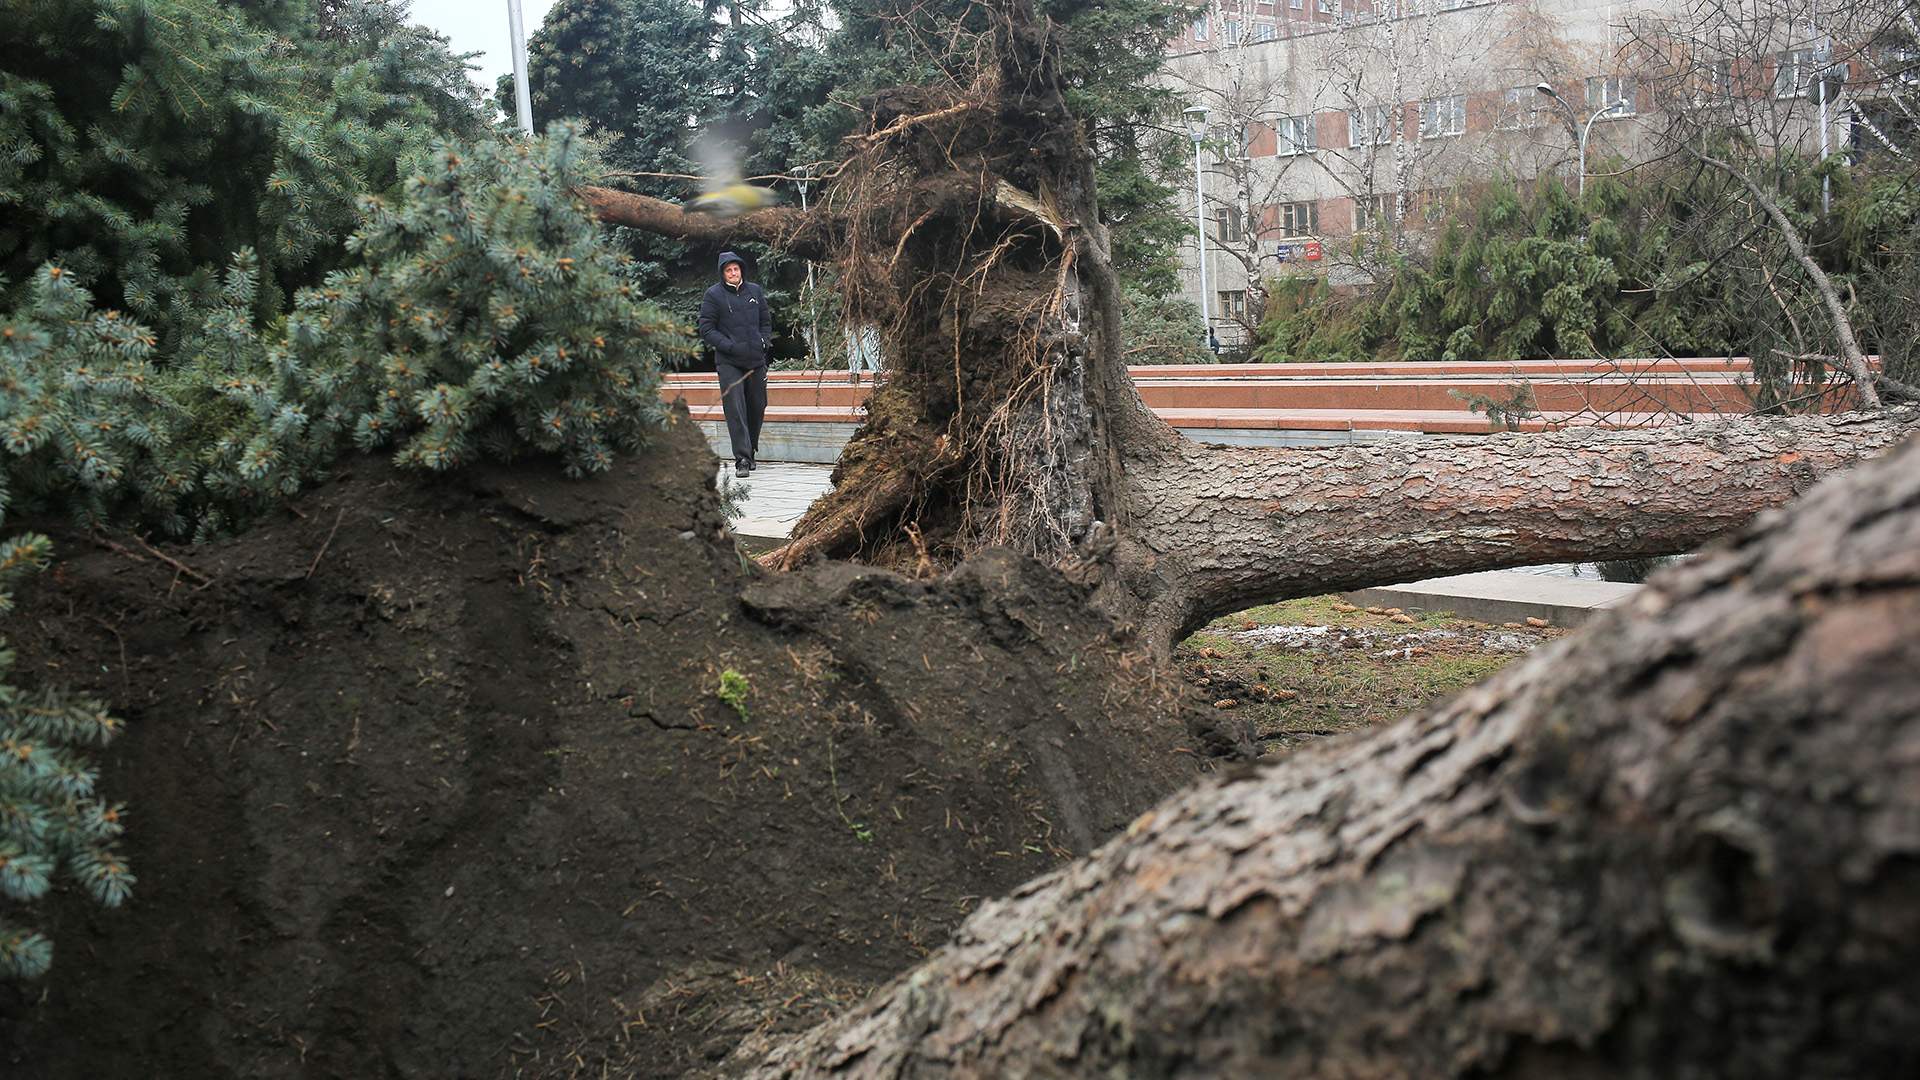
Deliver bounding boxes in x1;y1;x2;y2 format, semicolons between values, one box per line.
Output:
735;459;753;475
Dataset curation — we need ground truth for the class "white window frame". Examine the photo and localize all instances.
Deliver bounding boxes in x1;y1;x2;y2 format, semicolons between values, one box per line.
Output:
1276;200;1319;237
1586;74;1637;114
1276;114;1316;155
1192;16;1210;41
1775;48;1820;98
1254;20;1277;41
1496;87;1543;130
1353;194;1392;233
1290;0;1304;10
1348;104;1394;147
1217;205;1247;244
1218;289;1249;322
1690;61;1734;108
1420;94;1466;139
1317;0;1334;13
1884;44;1920;86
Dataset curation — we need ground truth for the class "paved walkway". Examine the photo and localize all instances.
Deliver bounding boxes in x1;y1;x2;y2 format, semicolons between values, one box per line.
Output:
722;458;1635;625
721;461;835;544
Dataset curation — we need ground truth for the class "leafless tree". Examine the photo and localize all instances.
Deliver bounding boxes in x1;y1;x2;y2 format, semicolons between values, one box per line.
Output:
1627;0;1920;406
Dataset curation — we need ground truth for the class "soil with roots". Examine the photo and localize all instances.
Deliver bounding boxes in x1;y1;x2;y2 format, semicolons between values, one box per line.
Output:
0;414;1229;1078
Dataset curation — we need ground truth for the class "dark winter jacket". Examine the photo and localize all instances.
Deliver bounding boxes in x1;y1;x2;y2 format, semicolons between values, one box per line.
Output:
697;252;772;368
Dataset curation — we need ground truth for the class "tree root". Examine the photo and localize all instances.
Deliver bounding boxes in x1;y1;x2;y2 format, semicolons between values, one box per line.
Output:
757;422;961;572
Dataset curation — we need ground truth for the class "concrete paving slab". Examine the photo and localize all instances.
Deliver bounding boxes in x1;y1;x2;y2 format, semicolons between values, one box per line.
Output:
1344;570;1638;629
720;462;834;544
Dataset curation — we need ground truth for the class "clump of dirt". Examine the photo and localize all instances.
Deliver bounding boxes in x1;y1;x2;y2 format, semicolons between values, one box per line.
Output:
0;414;1220;1078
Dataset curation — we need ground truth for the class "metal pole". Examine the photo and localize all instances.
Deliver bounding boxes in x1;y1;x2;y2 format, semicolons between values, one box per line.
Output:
1192;135;1211;334
1578;102;1619;199
1818;77;1831;215
799;176;822;368
507;0;534;136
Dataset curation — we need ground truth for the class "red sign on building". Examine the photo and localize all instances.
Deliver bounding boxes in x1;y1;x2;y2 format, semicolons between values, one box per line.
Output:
1303;240;1323;261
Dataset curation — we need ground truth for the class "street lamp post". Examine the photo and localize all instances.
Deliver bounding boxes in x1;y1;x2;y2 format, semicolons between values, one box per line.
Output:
797;169;822;367
1815;64;1845;215
1535;83;1628;199
507;0;533;135
1182;105;1211;342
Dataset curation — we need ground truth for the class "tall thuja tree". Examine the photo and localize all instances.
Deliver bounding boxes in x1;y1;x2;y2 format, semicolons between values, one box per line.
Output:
0;0;483;343
1251;172;1764;364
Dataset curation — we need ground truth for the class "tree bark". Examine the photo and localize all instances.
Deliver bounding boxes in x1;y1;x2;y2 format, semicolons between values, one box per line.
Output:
577;186;814;245
1103;407;1920;646
730;432;1920;1079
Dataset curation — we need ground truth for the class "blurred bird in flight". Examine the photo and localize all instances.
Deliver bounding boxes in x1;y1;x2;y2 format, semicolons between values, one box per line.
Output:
685;182;783;218
684;132;783;219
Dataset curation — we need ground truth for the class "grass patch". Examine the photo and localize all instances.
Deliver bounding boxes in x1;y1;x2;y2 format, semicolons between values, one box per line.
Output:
1179;596;1562;754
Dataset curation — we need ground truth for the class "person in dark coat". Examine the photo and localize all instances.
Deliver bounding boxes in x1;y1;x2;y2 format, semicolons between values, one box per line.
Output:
697;251;773;473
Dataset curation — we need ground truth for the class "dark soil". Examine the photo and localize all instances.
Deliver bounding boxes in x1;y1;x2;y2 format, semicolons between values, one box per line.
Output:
0;413;1220;1078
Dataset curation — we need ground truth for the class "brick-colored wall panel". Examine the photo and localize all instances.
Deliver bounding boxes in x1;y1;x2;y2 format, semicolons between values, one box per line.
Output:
1321;195;1356;237
1256;204;1282;240
1318;110;1347;149
1247;120;1279;158
1466;90;1498;133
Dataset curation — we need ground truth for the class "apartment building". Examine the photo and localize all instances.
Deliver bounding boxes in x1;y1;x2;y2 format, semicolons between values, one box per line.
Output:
1157;0;1881;347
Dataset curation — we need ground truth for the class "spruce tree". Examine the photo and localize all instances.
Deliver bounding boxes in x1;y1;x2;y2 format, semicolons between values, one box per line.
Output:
0;532;131;980
0;0;484;343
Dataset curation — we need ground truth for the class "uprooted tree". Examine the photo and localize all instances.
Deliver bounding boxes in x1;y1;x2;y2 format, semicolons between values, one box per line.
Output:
581;0;1919;654
728;375;1920;1080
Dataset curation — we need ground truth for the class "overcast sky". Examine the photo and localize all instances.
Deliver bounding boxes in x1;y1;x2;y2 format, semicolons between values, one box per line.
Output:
408;0;560;92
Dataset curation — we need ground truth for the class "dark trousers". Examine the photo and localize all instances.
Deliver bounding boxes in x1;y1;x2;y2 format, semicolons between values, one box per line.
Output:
715;360;767;465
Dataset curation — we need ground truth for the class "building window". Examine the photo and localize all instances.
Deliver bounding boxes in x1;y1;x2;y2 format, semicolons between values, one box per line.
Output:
1290;0;1304;8
1276;114;1316;155
1348;104;1394;147
1775;48;1818;97
1353;194;1392;232
1412;190;1457;224
1218;290;1249;322
1317;0;1334;13
1691;61;1734;107
1496;86;1543;130
1275;200;1318;236
1254;20;1277;41
1420;94;1466;138
1192;16;1209;41
1217;205;1246;244
1884;44;1920;86
1586;74;1636;114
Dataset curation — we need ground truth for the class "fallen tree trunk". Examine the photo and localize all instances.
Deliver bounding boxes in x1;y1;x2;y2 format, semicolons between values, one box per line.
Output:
733;432;1920;1079
577;186;813;245
1107;407;1920;645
